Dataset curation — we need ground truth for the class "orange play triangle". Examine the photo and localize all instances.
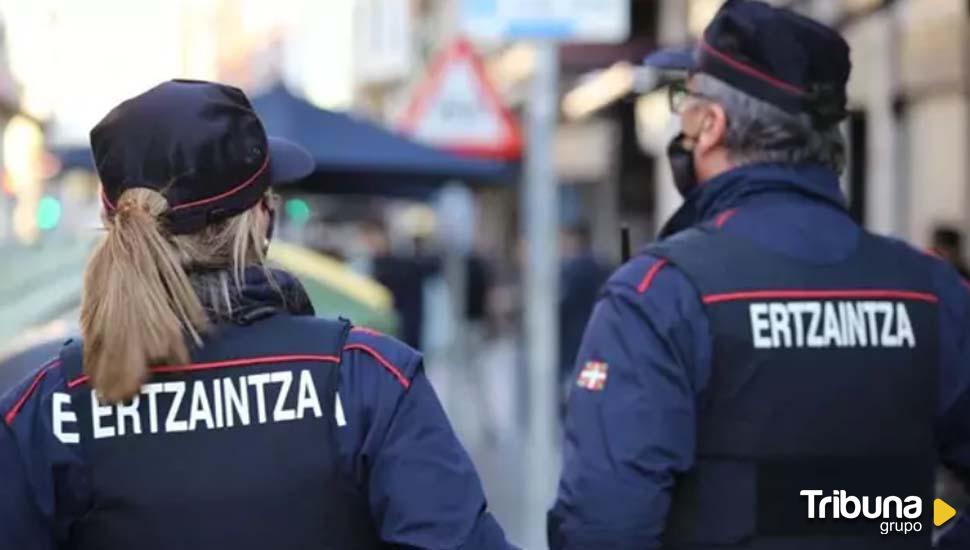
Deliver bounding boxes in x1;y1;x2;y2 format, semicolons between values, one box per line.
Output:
934;498;957;527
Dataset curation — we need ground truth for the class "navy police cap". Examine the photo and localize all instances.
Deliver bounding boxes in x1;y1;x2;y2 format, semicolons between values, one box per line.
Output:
91;79;314;234
644;0;851;127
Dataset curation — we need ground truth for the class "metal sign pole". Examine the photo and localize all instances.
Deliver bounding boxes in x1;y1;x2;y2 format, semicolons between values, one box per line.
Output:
523;40;560;550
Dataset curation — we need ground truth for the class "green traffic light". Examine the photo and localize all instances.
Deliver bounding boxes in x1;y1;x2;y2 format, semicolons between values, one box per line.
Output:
285;198;311;225
37;196;62;230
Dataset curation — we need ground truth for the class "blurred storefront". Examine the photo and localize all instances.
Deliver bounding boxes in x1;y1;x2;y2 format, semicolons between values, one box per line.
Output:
0;17;40;245
556;1;659;259
367;0;970;264
351;0;513;263
845;0;969;250
351;1;661;264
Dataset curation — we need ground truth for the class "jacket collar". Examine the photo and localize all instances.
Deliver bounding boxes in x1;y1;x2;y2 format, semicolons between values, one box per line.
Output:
192;266;315;325
660;162;847;238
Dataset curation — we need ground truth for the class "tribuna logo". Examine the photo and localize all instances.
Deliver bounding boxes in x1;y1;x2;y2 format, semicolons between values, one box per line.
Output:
801;490;923;535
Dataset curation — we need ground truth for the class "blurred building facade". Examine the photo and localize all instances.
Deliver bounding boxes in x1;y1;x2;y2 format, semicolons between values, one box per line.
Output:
0;14;41;244
351;0;656;264
837;0;969;249
0;0;358;245
351;0;514;260
1;0;962;254
353;0;970;262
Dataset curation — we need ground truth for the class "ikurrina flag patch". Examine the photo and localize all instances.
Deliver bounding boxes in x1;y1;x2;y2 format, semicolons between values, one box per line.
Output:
576;361;608;391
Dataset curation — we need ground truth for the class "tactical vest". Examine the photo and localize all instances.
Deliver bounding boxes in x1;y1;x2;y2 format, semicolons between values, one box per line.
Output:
648;227;939;550
57;313;383;550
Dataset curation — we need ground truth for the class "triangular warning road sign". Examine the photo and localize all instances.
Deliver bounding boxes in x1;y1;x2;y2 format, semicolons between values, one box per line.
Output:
400;38;522;160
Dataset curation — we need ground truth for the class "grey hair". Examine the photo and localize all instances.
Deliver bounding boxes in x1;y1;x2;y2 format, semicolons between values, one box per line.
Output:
692;74;846;174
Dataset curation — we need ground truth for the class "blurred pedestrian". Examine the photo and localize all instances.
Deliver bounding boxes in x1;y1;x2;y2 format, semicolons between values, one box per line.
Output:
360;218;437;348
932;225;969;278
549;2;970;549
0;80;513;550
558;223;611;394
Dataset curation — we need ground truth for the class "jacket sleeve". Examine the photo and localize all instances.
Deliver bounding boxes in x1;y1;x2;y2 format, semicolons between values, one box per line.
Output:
0;420;54;549
0;357;87;550
933;265;970;549
337;328;516;549
548;256;711;550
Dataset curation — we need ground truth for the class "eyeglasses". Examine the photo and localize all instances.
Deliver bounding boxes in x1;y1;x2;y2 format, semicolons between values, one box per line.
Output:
668;81;710;114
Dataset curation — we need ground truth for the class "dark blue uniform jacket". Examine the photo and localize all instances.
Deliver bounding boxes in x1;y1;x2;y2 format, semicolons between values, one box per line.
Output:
549;163;970;549
0;270;513;550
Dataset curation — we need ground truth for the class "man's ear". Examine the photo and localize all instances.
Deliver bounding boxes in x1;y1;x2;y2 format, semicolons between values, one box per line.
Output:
695;103;728;154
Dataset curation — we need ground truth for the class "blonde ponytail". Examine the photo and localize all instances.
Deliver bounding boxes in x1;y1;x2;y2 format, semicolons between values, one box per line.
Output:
81;188;209;403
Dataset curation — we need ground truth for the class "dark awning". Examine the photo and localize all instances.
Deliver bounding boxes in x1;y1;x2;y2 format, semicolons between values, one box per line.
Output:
251;84;514;197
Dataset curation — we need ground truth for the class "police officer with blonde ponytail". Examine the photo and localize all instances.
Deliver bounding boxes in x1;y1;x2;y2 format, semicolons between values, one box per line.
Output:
0;80;513;550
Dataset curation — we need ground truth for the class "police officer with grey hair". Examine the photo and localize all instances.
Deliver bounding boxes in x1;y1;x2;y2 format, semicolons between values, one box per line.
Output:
549;1;970;548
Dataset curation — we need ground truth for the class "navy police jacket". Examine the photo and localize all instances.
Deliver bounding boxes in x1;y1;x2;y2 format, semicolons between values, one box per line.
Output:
0;269;513;549
549;164;970;549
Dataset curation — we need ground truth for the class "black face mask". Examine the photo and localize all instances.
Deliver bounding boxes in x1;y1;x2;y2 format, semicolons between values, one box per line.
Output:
667;132;699;198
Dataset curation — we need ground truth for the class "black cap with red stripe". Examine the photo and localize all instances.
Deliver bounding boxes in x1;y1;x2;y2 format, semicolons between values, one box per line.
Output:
644;0;850;128
91;79;314;234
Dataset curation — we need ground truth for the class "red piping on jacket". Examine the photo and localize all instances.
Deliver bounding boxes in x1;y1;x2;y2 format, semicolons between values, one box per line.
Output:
714;209;738;229
5;360;62;425
343;344;411;389
66;354;340;389
637;259;670;294
66;349;411;391
702;289;939;305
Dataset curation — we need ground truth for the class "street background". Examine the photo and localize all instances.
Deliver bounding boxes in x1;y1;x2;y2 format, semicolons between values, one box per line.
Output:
0;1;968;548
